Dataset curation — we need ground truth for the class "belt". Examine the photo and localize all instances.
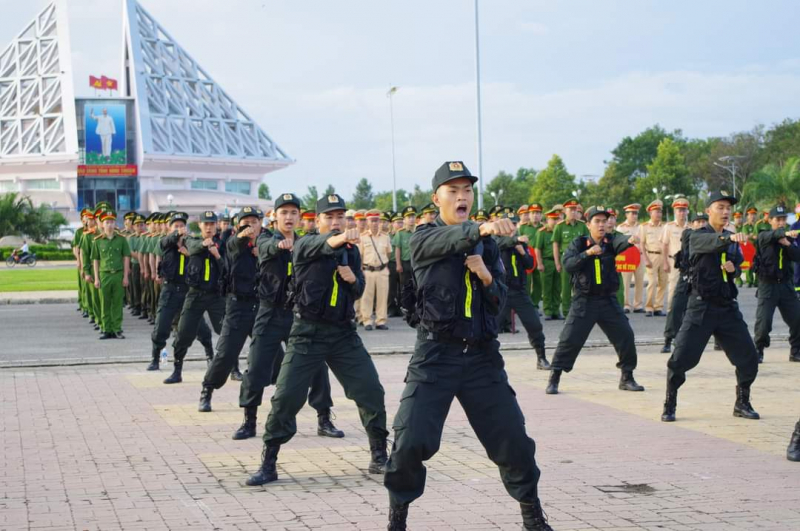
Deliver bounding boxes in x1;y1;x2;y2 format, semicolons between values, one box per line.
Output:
100;269;121;274
646;250;662;255
363;264;387;272
418;329;482;346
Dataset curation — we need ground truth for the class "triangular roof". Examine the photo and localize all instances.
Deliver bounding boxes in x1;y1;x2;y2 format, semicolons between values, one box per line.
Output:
0;0;78;161
122;0;293;168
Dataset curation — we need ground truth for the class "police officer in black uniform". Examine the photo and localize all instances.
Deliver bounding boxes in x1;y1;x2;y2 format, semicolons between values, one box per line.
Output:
383;162;552;531
753;205;800;363
245;193;389;487
495;219;550;370
232;193;343;440
662;191;760;422
164;211;227;385
544;206;645;395
147;212;215;371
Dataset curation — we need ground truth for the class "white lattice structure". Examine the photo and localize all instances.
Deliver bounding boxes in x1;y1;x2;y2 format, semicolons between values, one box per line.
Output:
0;1;77;159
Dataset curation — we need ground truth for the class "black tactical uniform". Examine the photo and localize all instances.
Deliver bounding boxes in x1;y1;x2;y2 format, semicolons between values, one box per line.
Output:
753;205;800;363
545;206;644;395
165;211;227;384
197;207;263;412
661;221;696;353
384;162;551;531
495;232;550;369
233;194;341;440
148;212;214;372
663;191;760;422
246;194;388;487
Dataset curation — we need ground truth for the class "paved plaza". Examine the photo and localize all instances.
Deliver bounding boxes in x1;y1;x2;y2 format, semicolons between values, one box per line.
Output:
1;337;799;530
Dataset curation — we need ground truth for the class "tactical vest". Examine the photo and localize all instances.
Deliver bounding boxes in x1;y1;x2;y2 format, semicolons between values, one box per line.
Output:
228;241;258;297
258;235;294;306
691;230;739;303
294;245;358;324
159;236;188;284
756;233;793;283
186;237;223;292
569;236;621;297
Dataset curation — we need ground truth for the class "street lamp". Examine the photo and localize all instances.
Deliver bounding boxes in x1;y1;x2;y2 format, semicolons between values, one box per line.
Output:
571;190;581;200
489;189;503;207
167;193;174;207
713;155;744;198
386;86;399;211
474;0;485;210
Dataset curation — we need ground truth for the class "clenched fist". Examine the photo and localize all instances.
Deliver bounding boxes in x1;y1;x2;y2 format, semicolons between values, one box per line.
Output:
729;233;747;244
238;226;255;239
479;219;515;238
464;255;492;286
278;239;294;251
337;265;356;284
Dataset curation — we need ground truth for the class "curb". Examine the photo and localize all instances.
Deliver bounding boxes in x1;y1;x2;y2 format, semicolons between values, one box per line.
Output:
0;296;78;305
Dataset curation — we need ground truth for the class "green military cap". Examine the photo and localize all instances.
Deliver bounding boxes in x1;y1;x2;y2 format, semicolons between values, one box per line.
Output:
502;206;514;218
489;204;504;216
169;211;189;225
124;211;137;221
585;205;611;221
275;193;302;210
475;209;488;221
316;193;347;214
401;206;417;217
528;203;543;213
95;201;113;211
199;210;218;223
391;212;403;222
769;205;789;218
99;210;117;222
432;160;477;191
145;212;159;223
380;211;391;222
220;214;231;223
238;206;263;220
706;190;738;207
421;203;437;215
133;214;146;224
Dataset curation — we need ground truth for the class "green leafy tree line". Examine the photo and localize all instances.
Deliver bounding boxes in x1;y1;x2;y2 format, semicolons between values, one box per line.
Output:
0;192;67;241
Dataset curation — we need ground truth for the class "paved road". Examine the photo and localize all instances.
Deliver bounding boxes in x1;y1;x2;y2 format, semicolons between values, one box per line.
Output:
0;287;788;366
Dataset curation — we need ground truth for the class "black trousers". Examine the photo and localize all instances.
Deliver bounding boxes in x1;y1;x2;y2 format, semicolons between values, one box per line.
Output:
667;297;759;390
202;294;257;389
130;262;142;312
754;281;800;355
151;283;213;359
384;336;540;507
388;262;400;316
172;288;226;362
664;277;690;341
551;295;637;372
500;287;545;349
239;302;333;411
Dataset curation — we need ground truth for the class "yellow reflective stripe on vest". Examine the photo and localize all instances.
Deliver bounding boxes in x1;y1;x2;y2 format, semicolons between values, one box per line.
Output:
779;248;783;270
464;270;472;318
721;252;727;282
594;257;602;284
204;258;210;282
330;270;339;307
287;262;292;277
511;254;518;277
179;254;185;275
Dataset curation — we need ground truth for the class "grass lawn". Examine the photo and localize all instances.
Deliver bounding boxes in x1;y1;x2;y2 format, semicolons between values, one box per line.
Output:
0;268;78;292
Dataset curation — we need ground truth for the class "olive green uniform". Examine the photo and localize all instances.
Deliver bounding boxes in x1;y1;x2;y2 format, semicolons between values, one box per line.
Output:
72;227;86;312
91;233;131;334
80;229;101;323
518;222;542;307
552;220;589;315
534;226;560;318
392;228;414;295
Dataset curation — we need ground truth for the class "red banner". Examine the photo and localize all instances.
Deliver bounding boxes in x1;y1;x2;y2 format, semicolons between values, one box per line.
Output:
739;241;756;271
616;246;641;273
525;245;538;274
78;165;137;177
89;75;118;90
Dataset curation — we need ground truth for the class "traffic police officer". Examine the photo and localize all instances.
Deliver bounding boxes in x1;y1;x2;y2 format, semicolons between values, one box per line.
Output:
618;203;645;313
91;211;131;339
753;205;800;363
640;200;668;316
662;197;690;312
166;211;227;385
245;193;389;487
552;199;588;317
383;162;552;531
148;212;215;372
545;206;645;395
234;193;342;441
662;191;760;422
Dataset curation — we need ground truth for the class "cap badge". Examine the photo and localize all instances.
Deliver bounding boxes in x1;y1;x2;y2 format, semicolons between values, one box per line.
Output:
598;206;604;211
205;211;213;217
448;162;464;172
328;195;339;203
283;194;293;200
721;190;729;196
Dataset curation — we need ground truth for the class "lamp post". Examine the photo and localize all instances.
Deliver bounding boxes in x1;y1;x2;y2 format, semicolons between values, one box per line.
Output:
713;155;744;198
474;0;485;210
387;86;399;211
167;193;174;207
489;189;503;207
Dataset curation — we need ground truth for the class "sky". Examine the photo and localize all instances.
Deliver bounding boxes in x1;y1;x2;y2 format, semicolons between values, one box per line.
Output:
2;0;800;201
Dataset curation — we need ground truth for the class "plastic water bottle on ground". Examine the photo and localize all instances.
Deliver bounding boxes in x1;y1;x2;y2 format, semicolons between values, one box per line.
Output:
160;349;169;365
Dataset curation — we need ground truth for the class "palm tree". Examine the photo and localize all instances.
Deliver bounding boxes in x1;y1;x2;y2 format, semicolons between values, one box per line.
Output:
0;192;32;236
742;157;800;209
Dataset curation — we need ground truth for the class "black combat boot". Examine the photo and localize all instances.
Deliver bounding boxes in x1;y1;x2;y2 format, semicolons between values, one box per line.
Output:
520;499;553;530
790;350;800;363
757;347;764;364
545;369;561;395
661;387;677;422
787;421;800;462
535;346;551;370
163;360;183;384
368;438;388;474
660;338;671;353
245;444;280;486
232;406;257;440
733;385;759;419
146;350;159;371
387;504;409;531
138;310;148;320
713;340;722;351
619;371;645;392
198;386;214;412
82;311;89;318
99;331;116;340
317;410;345;438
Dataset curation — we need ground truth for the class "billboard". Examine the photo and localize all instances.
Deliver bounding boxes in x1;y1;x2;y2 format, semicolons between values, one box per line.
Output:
84;102;126;165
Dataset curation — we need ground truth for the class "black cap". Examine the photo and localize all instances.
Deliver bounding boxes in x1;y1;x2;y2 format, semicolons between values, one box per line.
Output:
585;205;611;221
220;214;231;223
237;206;263;220
769;205;789;218
401;206;417;217
706;190;738;207
169;211;189;225
199;210;218;223
489;204;504;216
316;193;347;214
275;193;301;210
693;211;709;221
432;161;478;191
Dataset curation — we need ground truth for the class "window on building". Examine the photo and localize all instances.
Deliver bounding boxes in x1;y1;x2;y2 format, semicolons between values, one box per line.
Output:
162;177;186;186
0;181;18;192
26;179;59;190
225;180;251;195
191;180;218;190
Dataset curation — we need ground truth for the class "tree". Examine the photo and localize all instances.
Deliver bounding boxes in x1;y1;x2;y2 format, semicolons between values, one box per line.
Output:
409;185;433;209
742;157;800;209
0;192;66;241
323;184;336;196
0;192;29;237
374;189;409;212
257;183;271;200
638;138;692;203
351;178;374;210
608;125;680;180
528;155;577;209
301;186;319;210
759;118;800;168
485;167;537;208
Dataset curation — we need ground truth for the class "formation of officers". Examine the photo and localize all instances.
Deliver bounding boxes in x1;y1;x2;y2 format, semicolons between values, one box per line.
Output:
70;163;800;530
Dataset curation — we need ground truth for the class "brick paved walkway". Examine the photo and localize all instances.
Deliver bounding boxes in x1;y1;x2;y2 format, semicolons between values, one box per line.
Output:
1;347;799;530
